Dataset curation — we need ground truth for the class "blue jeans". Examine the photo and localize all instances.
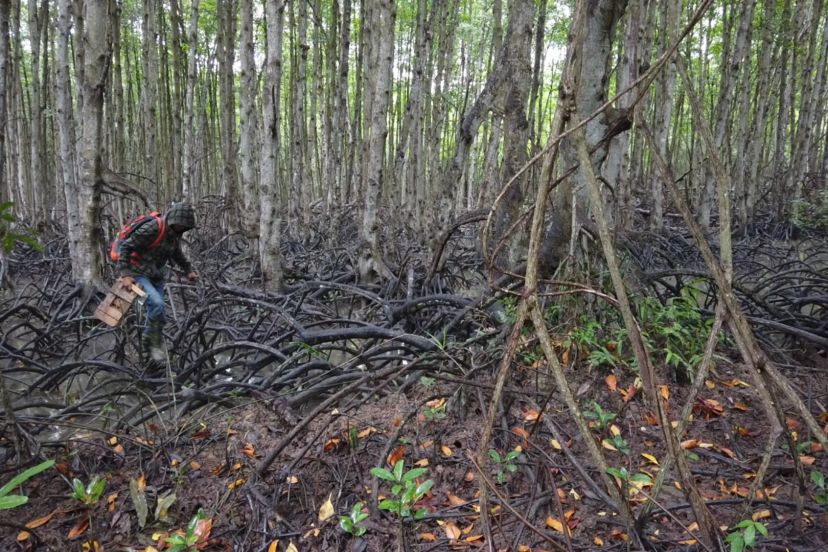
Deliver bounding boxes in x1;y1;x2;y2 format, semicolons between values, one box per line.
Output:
133;276;166;331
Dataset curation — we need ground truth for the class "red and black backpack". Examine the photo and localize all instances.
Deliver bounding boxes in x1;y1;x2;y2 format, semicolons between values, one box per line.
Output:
109;211;167;265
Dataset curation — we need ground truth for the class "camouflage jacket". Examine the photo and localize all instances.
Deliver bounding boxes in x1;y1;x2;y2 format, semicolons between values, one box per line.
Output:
117;217;192;282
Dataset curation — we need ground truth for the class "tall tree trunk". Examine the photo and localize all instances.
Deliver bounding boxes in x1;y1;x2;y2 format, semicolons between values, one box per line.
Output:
218;0;239;229
362;0;395;273
56;0;80;280
76;0;112;284
238;0;258;236
181;0;199;200
335;0;351;205
142;0;159;195
649;0;680;231
289;0;308;226
26;0;44;220
0;0;10;205
259;0;285;291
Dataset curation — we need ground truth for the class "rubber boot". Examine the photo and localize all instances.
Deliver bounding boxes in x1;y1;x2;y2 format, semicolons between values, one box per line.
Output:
147;321;166;363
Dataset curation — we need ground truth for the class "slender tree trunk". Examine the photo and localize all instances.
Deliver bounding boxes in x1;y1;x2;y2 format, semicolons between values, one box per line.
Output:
0;0;10;205
181;0;199;200
239;0;258;237
26;0;44;220
259;0;285;291
791;0;822;201
649;0;680;231
76;0;112;284
218;0;239;228
288;0;308;226
142;0;159;195
362;0;395;273
56;0;81;280
336;0;351;205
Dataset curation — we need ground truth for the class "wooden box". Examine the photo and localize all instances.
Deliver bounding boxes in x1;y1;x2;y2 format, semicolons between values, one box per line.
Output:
94;277;147;327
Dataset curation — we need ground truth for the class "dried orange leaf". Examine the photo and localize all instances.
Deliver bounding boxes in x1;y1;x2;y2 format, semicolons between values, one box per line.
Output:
267;540;280;552
441;445;453;457
67;517;90;539
593;535;605;546
444;522;461;540
425;398;446;409
512;427;529;441
681;439;699;449
357;426;377;439
414;458;429;467
752;509;771;521
605;374;617;392
799;455;816;465
243;443;256;458
447;492;465;507
419;533;437;542
190;461;202;470
388;445;406;467
228;478;246;490
523;409;540;422
659;385;670;401
733;402;749;411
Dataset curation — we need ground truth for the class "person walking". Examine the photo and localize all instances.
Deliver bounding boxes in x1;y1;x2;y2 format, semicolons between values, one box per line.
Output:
115;202;198;363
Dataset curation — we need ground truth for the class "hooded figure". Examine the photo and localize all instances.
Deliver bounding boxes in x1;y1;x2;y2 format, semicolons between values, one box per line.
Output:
117;202;198;363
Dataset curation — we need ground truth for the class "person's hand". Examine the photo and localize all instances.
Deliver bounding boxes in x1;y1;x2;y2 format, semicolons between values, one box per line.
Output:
186;271;198;283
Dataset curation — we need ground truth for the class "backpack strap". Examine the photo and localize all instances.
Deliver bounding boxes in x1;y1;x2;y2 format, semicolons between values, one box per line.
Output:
146;212;166;249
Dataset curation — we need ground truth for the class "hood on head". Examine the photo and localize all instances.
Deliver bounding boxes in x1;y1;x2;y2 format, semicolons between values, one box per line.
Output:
165;202;196;230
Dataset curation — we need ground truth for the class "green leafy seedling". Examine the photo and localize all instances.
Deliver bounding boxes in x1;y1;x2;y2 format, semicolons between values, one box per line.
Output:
725;520;768;552
584;402;616;431
0;459;55;510
166;508;209;552
488;446;523;484
71;475;106;505
811;470;827;505
339;501;369;537
371;460;433;520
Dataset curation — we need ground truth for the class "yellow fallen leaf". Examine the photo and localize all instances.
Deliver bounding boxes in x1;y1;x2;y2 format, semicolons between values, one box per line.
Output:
145;547;159;552
549;438;562;450
415;458;429;467
419;532;437;542
462;523;474;535
287;475;299;484
286;541;298;552
319;493;335;522
659;385;670;401
546;517;565;532
519;546;531;552
601;439;617;452
752;509;771;521
357;426;377;439
641;453;659;465
594;535;604;546
465;534;483;543
228;478;246;490
609;424;621;437
441;445;453;457
108;436;118;446
267;539;279;552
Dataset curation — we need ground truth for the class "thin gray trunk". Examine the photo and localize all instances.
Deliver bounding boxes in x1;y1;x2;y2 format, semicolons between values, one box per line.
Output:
239;0;258;236
142;0;159;192
56;0;80;280
26;0;44;219
362;0;394;272
259;0;285;291
76;0;112;284
0;0;10;205
181;0;199;200
289;0;308;225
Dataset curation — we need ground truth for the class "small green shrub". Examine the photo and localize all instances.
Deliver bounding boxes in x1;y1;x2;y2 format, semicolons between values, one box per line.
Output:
70;476;106;505
488;446;522;484
371;460;433;520
339;502;369;537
